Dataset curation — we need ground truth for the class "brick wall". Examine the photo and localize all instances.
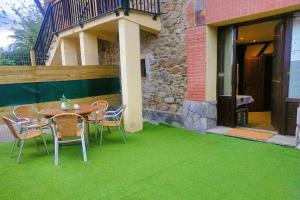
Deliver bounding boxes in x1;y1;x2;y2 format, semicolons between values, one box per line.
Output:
185;0;300;101
206;0;300;24
186;26;206;101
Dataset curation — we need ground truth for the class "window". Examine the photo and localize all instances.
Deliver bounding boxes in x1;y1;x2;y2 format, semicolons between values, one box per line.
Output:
141;59;147;78
289;14;300;99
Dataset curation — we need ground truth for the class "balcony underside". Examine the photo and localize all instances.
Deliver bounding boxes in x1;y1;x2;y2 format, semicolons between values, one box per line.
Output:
48;11;161;66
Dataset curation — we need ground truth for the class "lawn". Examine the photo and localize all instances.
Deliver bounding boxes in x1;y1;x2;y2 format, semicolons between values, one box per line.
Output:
0;123;300;200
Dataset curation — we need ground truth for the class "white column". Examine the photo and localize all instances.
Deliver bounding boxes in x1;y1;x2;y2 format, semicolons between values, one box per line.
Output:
118;19;143;132
297;106;300;149
79;32;99;65
61;38;78;66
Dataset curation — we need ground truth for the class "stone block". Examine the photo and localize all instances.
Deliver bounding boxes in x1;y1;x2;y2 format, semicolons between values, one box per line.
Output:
157;103;169;111
169;104;178;112
165;97;175;104
182;100;217;132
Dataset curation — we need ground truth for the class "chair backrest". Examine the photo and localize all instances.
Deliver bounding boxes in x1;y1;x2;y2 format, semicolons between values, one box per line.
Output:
51;113;84;138
13;105;39;121
117;105;126;122
105;105;126;123
91;100;108;120
2;116;21;140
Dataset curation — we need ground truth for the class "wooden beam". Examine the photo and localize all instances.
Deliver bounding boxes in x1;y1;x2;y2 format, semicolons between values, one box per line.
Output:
257;42;270;57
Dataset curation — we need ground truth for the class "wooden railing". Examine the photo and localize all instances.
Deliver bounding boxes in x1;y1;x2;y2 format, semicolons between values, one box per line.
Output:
34;0;160;65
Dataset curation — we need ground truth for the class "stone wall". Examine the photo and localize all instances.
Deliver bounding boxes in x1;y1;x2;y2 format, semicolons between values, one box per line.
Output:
141;0;188;114
182;100;217;131
98;39;119;65
97;0;218;132
98;0;189;120
141;0;218;131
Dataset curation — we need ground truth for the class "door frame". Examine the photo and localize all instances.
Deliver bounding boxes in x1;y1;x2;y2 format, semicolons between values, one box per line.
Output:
216;12;295;134
282;16;296;135
217;26;238;127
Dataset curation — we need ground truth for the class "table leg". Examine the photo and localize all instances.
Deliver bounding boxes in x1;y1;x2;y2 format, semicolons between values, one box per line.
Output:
84;116;90;144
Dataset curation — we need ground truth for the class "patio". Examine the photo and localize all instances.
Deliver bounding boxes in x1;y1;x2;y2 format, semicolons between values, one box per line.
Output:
0;123;300;200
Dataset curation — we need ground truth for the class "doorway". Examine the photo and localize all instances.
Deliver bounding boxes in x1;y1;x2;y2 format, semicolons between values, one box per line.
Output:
217;17;290;134
236;20;283;132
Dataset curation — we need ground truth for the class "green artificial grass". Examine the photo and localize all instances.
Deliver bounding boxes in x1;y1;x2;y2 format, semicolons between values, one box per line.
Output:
0;123;300;200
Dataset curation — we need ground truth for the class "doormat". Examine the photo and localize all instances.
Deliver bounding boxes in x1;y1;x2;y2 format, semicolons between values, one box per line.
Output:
225;129;274;141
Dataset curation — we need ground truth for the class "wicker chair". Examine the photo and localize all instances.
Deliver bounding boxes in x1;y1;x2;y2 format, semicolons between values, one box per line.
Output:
3;116;49;164
51;113;87;166
13;105;49;129
98;105;127;147
88;100;108;141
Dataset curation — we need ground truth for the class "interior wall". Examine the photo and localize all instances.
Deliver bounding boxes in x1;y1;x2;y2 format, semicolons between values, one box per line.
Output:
245;44;265;58
244;43;274;58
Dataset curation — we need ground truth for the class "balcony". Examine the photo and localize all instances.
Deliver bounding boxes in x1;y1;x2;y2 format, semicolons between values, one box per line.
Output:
34;0;160;65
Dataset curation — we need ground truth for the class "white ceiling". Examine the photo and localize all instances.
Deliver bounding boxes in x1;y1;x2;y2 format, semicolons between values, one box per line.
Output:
237;20;282;44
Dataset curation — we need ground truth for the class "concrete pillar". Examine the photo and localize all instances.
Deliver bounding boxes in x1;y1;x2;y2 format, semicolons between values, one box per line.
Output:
61;38;78;66
118;19;143;132
297;106;300;148
79;32;99;65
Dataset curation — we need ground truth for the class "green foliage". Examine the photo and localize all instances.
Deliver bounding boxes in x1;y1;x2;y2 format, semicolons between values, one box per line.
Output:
0;2;43;66
6;4;43;52
60;95;71;104
0;50;31;66
0;56;15;66
0;48;16;66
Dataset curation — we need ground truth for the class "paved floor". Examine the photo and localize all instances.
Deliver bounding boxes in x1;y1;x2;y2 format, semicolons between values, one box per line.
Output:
207;126;298;148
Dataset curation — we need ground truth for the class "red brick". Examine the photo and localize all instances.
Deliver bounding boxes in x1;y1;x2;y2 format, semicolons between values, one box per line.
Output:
185;0;300;101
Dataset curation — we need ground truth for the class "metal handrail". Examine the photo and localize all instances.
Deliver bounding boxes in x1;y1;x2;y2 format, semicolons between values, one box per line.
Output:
34;0;160;65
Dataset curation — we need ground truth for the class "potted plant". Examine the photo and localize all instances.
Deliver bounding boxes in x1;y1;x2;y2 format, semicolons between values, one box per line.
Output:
60;95;71;110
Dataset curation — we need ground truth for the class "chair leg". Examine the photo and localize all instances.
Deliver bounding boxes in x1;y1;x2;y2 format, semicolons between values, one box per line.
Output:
107;127;111;134
41;135;49;155
81;134;87;162
34;138;39;151
17;140;25;164
10;140;18;158
99;125;104;147
84;128;89;149
118;126;127;144
95;124;98;143
120;124;127;140
54;138;59;166
245;110;249;126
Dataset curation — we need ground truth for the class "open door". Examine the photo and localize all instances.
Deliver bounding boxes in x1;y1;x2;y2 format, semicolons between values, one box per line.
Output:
271;22;284;131
217;26;237;127
243;56;266;111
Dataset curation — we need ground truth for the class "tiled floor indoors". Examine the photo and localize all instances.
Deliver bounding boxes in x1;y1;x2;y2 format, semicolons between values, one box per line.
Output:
248;112;277;132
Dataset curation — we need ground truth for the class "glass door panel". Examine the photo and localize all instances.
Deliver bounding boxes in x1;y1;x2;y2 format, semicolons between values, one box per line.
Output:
217;26;237;127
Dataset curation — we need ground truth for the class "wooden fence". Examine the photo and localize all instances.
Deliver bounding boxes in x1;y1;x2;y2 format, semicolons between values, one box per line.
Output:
0;65;121;123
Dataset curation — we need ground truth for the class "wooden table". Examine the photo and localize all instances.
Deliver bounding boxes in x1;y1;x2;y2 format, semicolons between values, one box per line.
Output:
40;105;98;140
236;95;255;107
